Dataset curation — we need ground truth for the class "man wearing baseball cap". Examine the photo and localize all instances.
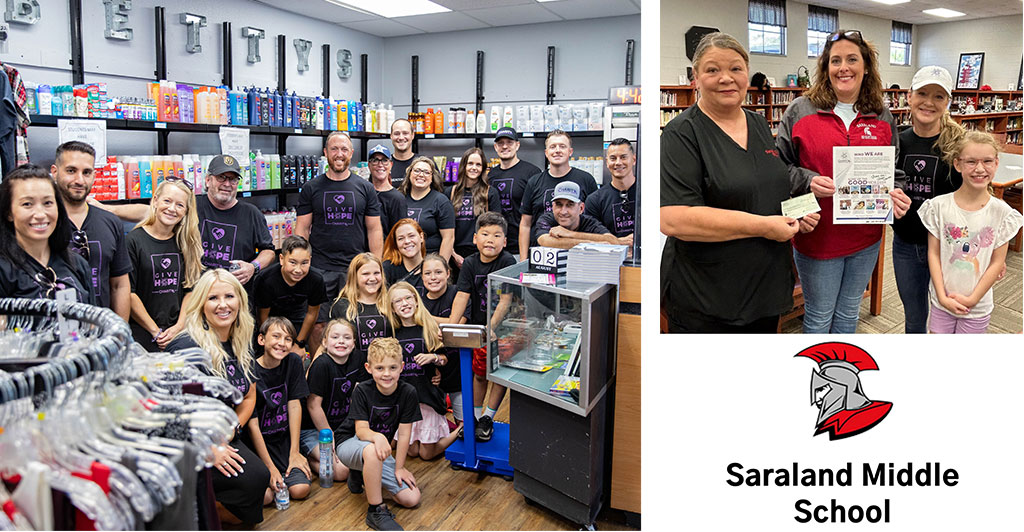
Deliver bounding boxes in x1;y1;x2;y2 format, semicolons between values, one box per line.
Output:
892;65;963;333
532;181;617;249
197;154;276;287
486;127;541;256
368;144;408;238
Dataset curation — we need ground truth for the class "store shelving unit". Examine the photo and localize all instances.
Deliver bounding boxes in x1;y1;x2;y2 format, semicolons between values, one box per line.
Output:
950;90;1023;152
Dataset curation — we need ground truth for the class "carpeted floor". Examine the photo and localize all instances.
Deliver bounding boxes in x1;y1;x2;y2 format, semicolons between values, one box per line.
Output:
781;226;1023;334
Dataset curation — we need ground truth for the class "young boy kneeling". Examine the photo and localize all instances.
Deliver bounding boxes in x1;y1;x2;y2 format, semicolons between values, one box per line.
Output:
335;337;422;531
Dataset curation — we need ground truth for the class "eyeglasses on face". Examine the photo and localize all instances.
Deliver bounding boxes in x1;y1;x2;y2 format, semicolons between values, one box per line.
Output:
210;174;240;185
70;230;90;262
828;30;863;44
368;158;390;166
958;157;998;170
411;168;433;176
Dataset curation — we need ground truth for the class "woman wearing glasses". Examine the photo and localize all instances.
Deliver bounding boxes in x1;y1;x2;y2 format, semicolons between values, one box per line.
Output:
661;33;819;333
776;30;912;334
126;179;203;350
166;269;272;525
0;164;94;303
447;148;489;272
399;156;455;260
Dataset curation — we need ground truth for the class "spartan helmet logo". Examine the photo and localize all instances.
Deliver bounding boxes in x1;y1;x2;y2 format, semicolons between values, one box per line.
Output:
796;342;893;440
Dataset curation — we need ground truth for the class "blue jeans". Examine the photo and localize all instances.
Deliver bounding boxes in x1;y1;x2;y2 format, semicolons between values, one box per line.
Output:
891;234;930;333
794;240;881;334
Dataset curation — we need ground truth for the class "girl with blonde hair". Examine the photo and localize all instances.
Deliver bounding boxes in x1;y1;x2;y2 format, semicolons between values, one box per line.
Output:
328;252;393;356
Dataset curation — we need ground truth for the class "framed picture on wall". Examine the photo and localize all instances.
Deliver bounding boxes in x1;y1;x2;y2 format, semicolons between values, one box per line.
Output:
956;52;984;90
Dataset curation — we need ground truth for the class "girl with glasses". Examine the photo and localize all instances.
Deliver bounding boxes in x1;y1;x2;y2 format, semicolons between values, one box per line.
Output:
776;30;912;333
0;164;95;304
398;156;455;259
126;179;203;350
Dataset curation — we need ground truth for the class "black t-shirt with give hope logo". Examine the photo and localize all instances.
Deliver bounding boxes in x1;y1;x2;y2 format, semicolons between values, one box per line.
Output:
329;299;393;355
335;380;421;444
301;350;371;432
127;227;187;345
395;324;447;415
584;181;636;238
455;250;517;325
196;197;274;280
251;352;309;473
297;173;382;272
487;159;542;247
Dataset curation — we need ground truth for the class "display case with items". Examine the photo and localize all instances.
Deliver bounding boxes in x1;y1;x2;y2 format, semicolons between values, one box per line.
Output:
485;260;617;416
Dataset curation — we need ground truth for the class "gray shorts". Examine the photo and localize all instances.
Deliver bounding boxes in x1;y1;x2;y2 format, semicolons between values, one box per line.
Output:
336;437;411;495
299;429;321;457
283;467;311;487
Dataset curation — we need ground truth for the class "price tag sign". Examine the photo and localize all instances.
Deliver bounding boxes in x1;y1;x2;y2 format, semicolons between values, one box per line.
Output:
219;126;251;167
58;119;107;161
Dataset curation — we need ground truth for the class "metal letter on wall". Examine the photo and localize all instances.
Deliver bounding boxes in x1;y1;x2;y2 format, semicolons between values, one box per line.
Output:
337;48;352;80
103;0;131;41
242;26;264;63
4;0;39;24
293;38;311;72
179;12;206;53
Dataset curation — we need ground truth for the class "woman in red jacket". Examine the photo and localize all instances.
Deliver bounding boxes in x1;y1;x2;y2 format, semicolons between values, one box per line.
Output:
776;30;911;333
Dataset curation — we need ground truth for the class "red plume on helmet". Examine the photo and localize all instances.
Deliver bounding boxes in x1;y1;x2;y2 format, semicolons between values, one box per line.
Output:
795;342;879;372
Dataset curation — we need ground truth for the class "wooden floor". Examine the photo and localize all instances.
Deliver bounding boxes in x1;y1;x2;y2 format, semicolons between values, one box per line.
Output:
234;394;638;531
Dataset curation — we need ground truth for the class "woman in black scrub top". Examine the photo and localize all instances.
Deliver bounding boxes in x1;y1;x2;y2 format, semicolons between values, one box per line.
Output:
399;156;455;260
660;32;820;333
0;164;94;304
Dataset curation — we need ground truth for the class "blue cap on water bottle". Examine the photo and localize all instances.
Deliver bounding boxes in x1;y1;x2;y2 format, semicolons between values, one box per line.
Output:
319;429;333;443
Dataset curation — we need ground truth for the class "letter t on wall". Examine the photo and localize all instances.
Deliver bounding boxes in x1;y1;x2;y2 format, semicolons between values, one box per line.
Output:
243;26;265;63
179;12;207;53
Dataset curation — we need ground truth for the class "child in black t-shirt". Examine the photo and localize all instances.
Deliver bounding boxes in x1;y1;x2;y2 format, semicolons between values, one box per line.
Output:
329;253;393;358
299;318;367;482
448;212;517;442
254;235;327;353
388;281;462;460
248;318;312;504
421;253;467;423
335;338;422;531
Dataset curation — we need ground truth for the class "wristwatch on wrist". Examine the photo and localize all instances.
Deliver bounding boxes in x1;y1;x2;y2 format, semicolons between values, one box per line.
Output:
251;260;262;273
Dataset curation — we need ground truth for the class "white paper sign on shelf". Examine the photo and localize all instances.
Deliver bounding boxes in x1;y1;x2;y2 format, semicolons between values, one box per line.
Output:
218;126;251;167
58;119;107;162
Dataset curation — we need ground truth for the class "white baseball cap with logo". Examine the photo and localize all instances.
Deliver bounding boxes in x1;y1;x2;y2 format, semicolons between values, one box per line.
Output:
911;66;953;97
551;181;582;203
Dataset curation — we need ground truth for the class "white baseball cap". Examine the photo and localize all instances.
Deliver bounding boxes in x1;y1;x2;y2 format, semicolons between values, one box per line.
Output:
911;66;953;96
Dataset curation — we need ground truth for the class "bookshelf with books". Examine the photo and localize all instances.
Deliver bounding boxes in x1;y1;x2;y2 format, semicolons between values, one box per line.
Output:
660;85;806;133
948;90;1022;150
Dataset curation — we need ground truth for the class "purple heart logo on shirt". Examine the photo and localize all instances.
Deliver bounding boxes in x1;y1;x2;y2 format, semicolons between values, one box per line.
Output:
211;227;226;240
380;410;390;419
271;391;283;405
160;258;172;269
404;343;415;353
226;364;235;376
498;182;506;191
914;160;926;172
463;198;471;206
365;318;377;329
334;193;345;204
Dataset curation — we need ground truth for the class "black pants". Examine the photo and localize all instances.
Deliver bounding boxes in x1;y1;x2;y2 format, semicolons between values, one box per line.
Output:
666;312;780;334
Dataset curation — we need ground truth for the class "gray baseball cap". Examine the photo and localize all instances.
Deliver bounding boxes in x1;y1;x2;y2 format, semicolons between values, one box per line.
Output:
551;181;582;203
207;154;242;177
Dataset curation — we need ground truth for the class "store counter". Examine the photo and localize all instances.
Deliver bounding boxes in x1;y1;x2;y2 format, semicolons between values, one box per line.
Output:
611;265;641;518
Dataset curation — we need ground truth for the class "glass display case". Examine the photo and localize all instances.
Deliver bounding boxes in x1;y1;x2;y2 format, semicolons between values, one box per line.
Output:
486;261;617;416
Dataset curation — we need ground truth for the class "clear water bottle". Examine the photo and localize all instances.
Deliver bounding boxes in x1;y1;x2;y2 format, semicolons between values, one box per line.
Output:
274;482;290;510
319;429;334;488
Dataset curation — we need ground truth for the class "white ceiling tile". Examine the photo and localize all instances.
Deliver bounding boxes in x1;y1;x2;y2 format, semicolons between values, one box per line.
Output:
537;0;640;20
250;0;378;23
433;0;536;9
340;19;426;37
803;0;1021;25
461;4;564;26
392;11;491;33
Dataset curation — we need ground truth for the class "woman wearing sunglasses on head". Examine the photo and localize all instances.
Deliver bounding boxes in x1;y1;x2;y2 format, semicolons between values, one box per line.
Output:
126;179;203;350
776;29;912;334
0;164;95;303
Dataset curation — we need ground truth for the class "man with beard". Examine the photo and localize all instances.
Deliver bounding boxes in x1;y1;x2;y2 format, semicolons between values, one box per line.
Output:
583;138;636;248
533;181;617;249
486;127;540;256
296;131;383;352
52;141;131;319
195;155;276;290
367;144;407;238
389;118;416;188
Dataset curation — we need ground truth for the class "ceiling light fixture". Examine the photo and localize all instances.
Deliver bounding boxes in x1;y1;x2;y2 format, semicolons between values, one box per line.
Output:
324;0;450;18
869;0;910;5
922;8;966;18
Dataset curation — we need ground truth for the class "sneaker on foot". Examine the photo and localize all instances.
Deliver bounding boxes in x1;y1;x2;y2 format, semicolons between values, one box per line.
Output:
348;469;364;494
366;504;403;531
475;415;493;442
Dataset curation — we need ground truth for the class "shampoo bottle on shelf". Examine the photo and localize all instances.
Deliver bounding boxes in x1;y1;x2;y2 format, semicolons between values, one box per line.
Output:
126;157;140;199
291;92;300;128
139;157;153;199
387;104;395;132
274;90;284;126
338;101;348;131
425;108;434;134
434;108;443;134
283;90;293;127
476;109;487;134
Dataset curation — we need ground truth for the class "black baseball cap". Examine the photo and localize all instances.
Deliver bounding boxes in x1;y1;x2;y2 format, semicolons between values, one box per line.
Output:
207;154;242;177
495;127;518;141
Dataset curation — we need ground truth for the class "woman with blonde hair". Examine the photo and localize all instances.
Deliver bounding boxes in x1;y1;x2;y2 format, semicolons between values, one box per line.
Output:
126;179;203;349
447;147;489;270
381;218;427;294
166;269;270;525
776;29;912;333
329;252;393;357
399;156;455;259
